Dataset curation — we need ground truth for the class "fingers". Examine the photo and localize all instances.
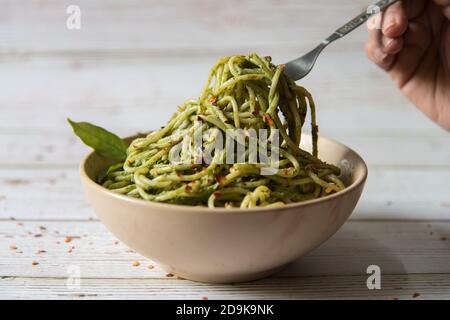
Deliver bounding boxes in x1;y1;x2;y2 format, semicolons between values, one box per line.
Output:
365;3;406;71
378;0;427;37
381;34;404;55
379;1;411;58
365;0;428;71
389;17;432;88
365;26;396;70
382;1;408;38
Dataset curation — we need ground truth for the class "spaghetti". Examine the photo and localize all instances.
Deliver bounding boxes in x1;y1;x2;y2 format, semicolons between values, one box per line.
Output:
101;53;344;208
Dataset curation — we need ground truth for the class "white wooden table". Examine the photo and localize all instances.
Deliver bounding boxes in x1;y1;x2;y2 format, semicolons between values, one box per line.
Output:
1;0;449;300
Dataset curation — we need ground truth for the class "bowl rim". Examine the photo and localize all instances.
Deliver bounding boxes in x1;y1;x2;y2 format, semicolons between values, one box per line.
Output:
80;134;368;215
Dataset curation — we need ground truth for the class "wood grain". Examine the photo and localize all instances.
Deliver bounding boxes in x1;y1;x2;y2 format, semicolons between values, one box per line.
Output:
1;132;449;167
1;0;449;300
0;54;440;136
1;274;449;299
1;221;450;279
1;0;371;55
0;167;448;220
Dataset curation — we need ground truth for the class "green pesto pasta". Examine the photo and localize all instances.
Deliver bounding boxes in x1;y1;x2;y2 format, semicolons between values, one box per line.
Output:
101;53;345;208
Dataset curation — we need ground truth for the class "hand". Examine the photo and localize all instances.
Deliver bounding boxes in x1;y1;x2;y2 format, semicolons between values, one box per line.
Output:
365;0;450;130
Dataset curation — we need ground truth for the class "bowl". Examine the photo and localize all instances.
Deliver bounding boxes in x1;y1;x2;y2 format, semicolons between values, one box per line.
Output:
80;135;367;283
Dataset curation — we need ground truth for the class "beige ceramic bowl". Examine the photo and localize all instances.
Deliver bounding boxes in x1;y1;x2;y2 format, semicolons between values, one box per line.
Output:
80;135;367;283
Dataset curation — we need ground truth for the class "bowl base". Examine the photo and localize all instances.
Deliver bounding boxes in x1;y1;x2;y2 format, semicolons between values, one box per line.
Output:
159;264;288;284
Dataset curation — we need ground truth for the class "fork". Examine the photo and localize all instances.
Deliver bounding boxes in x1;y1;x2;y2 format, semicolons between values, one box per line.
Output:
284;0;400;81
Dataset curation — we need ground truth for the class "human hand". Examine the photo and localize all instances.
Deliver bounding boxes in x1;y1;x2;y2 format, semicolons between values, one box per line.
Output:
365;0;450;130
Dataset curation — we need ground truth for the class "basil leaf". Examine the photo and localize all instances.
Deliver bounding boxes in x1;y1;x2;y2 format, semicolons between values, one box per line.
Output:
97;163;124;183
67;118;127;161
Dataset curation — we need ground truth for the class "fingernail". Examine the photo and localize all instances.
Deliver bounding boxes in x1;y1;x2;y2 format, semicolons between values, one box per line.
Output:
382;37;394;48
374;48;389;64
384;14;398;33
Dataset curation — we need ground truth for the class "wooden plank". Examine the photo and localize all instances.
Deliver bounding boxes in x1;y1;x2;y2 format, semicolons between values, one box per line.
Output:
0;0;371;55
1;167;448;220
1;133;449;167
355;168;450;220
1;221;450;280
0;54;441;135
1;274;449;299
0;169;93;220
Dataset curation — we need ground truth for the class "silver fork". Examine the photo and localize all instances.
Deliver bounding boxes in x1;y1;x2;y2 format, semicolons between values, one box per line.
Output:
284;0;400;81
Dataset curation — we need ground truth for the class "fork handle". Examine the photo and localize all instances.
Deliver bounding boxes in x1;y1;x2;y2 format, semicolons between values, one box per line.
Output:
325;0;400;43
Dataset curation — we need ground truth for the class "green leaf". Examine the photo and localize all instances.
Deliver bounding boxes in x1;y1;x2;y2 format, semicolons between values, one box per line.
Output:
97;163;124;183
67;118;127;161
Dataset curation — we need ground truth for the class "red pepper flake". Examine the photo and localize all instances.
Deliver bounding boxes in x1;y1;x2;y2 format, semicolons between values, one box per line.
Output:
64;236;80;243
213;191;221;200
31;261;39;266
325;187;333;194
215;175;226;184
263;114;274;126
209;96;217;105
185;185;192;193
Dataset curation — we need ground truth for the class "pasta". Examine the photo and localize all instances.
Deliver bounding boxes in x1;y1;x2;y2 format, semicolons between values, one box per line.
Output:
101;53;345;208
